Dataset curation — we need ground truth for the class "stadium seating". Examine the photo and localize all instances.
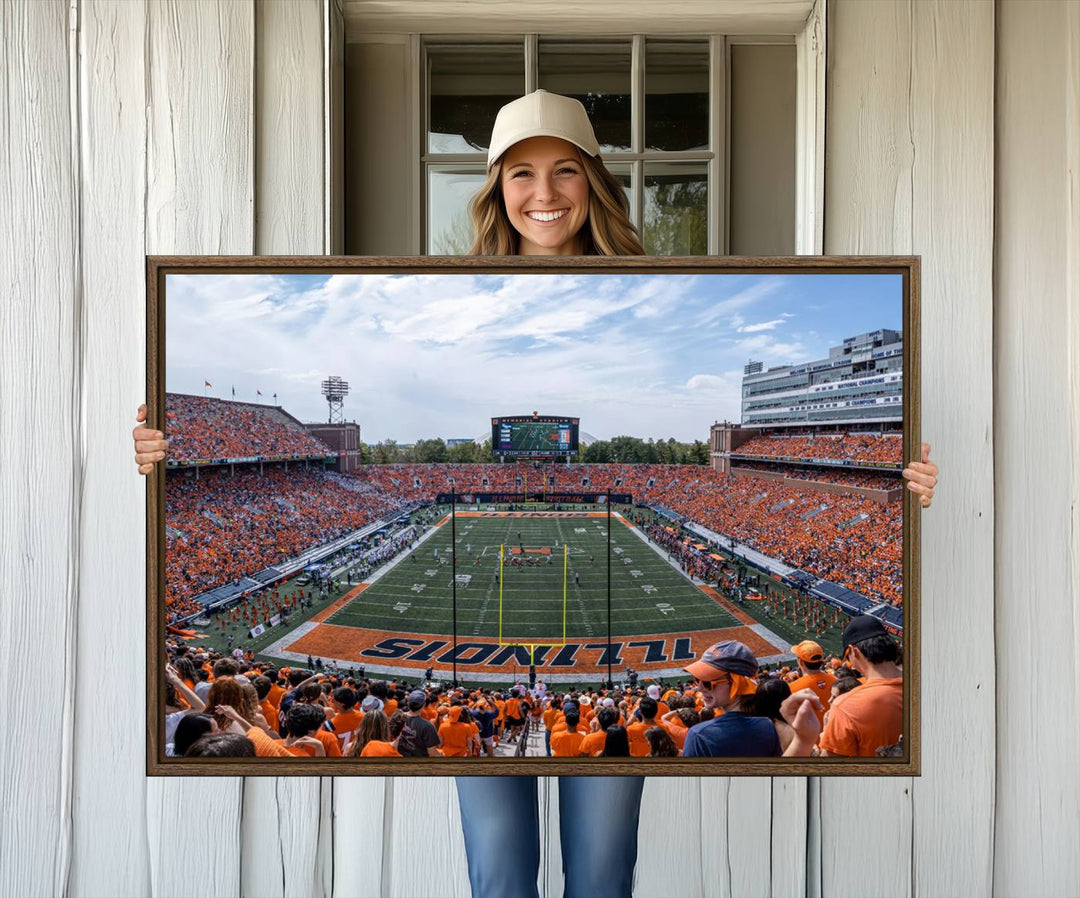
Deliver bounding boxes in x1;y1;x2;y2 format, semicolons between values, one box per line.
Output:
733;432;902;465
165;393;332;461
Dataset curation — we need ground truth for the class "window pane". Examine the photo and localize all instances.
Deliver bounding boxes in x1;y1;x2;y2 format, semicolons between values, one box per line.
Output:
428;167;487;254
538;41;631;153
604;163;634;221
428;44;524;154
645;40;709;152
643;163;707;255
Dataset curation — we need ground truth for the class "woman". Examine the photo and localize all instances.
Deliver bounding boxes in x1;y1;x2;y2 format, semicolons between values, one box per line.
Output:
749;676;796;753
163;664;205;756
345;709;390;757
202;676;255;732
600;725;632;758
644;726;678;758
133;89;939;898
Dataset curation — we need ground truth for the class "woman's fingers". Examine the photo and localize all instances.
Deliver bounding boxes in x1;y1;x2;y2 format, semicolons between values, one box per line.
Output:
133;426;165;443
134;404;167;474
905;479;934;507
902;445;937;510
134;441;167;454
903;461;937;475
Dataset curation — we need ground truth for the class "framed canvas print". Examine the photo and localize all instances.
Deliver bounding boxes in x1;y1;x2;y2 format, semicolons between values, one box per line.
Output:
146;256;920;776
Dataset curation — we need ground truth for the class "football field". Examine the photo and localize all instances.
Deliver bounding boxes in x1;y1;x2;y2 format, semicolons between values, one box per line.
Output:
323;511;741;644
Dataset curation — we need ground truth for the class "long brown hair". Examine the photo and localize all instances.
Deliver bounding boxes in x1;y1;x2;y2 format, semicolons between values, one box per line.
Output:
345;710;390;757
468;151;644;256
203;676;248;729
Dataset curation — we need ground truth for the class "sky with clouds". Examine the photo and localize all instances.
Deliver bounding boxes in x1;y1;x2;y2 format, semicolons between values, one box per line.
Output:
166;272;902;443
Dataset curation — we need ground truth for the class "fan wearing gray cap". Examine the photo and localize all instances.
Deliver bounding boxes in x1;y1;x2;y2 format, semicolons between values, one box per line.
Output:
467;90;644;257
398;688;441;757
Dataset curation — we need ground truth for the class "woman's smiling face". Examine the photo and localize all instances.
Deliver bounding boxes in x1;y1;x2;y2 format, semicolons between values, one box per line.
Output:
499;136;590;255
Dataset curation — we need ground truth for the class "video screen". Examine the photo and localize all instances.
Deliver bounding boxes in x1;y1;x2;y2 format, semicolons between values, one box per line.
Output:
492;415;579;457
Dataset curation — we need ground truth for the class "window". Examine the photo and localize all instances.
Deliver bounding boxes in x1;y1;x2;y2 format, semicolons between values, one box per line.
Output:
422;35;795;256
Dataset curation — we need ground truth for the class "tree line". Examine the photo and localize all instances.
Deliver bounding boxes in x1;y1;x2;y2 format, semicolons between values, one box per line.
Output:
359;435;710;466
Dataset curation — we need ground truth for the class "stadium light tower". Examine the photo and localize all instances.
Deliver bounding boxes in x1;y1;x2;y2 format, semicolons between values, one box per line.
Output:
321;375;350;424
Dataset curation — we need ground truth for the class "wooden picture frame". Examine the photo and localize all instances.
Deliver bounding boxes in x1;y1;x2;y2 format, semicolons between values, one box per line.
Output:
147;255;920;776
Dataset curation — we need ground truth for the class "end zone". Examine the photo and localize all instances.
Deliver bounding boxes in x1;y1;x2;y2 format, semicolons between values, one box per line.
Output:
265;622;791;684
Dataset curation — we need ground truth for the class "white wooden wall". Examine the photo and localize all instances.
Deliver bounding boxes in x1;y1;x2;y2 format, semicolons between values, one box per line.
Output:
1;1;1077;896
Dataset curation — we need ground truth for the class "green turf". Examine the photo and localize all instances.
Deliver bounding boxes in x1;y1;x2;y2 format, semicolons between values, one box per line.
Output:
734;591;847;660
323;511;741;642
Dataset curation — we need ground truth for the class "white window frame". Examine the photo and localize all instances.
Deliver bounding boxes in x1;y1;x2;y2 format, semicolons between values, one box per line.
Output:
409;0;825;256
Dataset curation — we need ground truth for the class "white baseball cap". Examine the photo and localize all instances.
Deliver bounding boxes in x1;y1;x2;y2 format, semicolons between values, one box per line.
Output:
646;684;661;699
486;90;600;169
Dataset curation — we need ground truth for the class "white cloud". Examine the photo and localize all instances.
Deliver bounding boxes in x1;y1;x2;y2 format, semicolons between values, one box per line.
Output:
738;318;786;333
165;272;797;441
693;278;788;327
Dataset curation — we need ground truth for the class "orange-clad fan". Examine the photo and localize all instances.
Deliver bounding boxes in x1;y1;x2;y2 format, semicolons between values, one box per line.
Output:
625;697;662;758
786;640;837;728
328;687;364;751
439;706;478;757
819;617;903;757
550;708;588;757
361;739;402;757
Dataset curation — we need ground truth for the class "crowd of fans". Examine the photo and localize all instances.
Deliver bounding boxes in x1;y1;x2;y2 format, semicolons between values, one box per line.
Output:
732;432;903;465
641;471;903;605
730;461;902;491
165;468;413;618
165;617;903;761
165;457;903;616
165;394;332;462
161;402;905;615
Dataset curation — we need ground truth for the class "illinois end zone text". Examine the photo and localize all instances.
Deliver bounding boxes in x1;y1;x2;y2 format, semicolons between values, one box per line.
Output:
278;624;786;679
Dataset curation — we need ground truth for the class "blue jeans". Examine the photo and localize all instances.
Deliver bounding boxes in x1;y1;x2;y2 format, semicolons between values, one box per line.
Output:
455;776;645;898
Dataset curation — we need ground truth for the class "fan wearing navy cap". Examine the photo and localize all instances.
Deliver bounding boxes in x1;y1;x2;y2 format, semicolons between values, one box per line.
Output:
682;641;782;757
818;615;904;757
682;641;823;758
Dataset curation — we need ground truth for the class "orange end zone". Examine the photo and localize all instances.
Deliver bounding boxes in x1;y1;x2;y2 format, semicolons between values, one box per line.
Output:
508;546;552;555
282;624;783;676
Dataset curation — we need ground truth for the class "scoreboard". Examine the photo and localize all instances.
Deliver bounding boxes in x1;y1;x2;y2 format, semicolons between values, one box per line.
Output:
491;414;579;457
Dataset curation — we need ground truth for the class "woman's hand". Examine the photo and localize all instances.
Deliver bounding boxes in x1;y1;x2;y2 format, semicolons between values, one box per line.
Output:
133;404;168;474
779;688;822;757
215;704;247;726
902;442;938;508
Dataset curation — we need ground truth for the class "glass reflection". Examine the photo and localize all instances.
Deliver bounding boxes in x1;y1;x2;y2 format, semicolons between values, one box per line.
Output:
428;44;525;154
643;163;708;255
645;41;709;152
539;41;632;153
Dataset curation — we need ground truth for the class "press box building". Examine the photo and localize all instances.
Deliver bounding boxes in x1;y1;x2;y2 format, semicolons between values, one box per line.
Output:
710;329;902;473
740;328;903;428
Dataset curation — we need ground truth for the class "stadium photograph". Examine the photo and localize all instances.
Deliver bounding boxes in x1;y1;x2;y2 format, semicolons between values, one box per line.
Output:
155;265;913;766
